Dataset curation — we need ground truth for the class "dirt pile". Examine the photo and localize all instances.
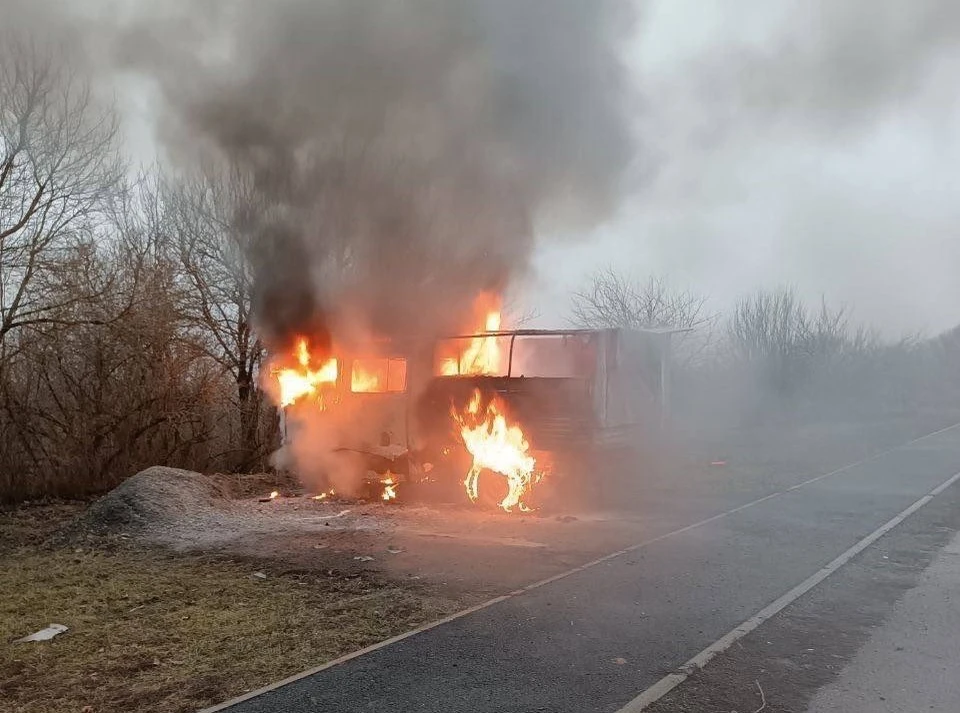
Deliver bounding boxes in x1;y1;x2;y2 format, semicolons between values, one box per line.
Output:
51;467;385;551
54;467;230;543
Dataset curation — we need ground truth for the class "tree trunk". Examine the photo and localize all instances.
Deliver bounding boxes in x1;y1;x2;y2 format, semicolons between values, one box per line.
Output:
237;370;259;472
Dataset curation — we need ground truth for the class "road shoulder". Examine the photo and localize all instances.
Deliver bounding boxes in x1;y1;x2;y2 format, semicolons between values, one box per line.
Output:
642;484;960;713
807;531;960;713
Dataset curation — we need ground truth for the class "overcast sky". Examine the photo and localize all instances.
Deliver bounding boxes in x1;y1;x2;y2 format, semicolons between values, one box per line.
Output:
526;0;960;337
21;0;959;338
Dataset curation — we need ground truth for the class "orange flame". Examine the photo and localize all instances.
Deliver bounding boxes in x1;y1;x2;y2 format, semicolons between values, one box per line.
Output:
453;389;538;512
312;490;335;501
381;475;398;501
441;310;503;376
269;490;280;500
273;337;338;407
351;363;383;393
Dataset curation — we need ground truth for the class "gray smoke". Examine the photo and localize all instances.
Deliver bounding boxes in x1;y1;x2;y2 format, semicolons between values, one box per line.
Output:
706;0;960;132
650;0;960;156
110;0;637;347
544;0;960;338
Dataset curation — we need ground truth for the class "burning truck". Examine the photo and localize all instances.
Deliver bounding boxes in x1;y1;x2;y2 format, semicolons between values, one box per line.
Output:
269;304;676;512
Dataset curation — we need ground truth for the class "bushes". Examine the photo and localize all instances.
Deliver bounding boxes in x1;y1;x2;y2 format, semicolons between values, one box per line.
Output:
705;288;949;425
0;234;280;501
572;271;960;429
726;288;868;400
0;44;278;502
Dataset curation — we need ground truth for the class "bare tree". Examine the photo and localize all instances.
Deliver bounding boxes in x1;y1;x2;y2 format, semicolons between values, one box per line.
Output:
570;267;716;364
0;39;124;358
0;175;234;500
165;167;273;471
725;287;891;404
571;268;712;330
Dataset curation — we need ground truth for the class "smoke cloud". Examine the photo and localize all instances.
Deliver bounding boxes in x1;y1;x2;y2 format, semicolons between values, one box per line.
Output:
682;0;960;137
109;0;637;347
531;0;960;336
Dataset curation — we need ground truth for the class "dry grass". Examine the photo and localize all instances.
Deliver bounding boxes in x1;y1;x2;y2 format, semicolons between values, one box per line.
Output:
0;501;90;555
1;503;461;713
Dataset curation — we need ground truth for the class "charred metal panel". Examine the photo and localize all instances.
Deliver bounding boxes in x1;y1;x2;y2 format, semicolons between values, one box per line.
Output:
415;375;596;452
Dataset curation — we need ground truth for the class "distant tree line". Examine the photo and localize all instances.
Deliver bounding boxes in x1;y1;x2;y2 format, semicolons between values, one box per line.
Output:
571;269;960;428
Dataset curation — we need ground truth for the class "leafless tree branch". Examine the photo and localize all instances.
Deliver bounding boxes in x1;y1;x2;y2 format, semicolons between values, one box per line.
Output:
570;267;718;365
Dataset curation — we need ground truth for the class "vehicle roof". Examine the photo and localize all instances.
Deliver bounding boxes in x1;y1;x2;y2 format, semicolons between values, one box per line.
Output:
441;326;692;339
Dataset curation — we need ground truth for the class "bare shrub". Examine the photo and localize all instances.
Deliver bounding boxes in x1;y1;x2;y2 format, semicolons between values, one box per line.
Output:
709;287;942;424
727;288;813;398
725;288;885;398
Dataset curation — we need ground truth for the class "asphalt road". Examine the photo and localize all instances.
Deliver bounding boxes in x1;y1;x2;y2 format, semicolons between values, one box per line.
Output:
211;423;960;713
807;530;960;713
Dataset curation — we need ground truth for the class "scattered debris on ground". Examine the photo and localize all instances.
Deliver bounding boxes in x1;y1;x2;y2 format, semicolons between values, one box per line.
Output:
50;467;384;552
36;466;631;597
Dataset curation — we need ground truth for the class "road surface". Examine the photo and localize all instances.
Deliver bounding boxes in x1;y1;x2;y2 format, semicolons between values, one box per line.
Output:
806;530;960;713
206;422;960;713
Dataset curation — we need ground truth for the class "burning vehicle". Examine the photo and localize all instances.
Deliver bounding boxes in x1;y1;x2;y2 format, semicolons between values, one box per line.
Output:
418;318;672;510
133;0;642;515
272;334;418;501
270;306;676;512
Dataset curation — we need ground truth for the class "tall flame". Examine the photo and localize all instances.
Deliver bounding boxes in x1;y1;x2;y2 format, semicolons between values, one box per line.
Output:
273;337;338;407
453;389;538;512
381;475;398;501
441;310;503;376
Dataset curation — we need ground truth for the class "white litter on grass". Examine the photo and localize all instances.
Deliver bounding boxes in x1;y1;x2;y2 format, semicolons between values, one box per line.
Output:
353;556;374;562
252;572;267;580
17;624;68;643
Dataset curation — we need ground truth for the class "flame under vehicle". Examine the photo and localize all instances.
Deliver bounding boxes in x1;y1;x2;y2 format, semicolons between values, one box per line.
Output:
277;326;675;510
418;328;672;507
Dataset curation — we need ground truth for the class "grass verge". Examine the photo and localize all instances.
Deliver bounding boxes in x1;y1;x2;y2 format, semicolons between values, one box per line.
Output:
1;503;461;713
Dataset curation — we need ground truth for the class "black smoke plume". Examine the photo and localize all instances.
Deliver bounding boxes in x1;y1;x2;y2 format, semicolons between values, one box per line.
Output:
115;0;638;344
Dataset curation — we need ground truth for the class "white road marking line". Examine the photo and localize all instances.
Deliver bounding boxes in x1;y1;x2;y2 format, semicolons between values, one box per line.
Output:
786;420;960;491
199;420;960;712
616;469;960;712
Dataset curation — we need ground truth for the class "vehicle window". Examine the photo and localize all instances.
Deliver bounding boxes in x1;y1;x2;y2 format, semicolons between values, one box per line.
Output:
434;335;511;377
510;335;596;378
351;358;407;393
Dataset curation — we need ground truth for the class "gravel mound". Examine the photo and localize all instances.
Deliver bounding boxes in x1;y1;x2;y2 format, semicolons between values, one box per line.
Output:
55;467;230;543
